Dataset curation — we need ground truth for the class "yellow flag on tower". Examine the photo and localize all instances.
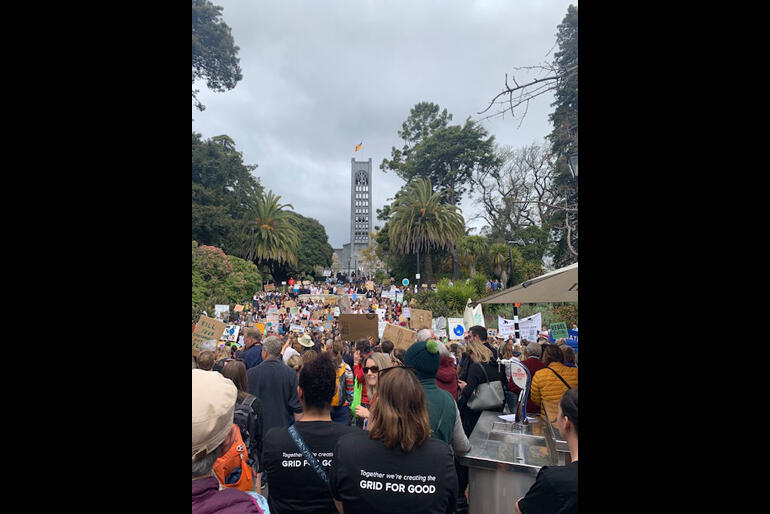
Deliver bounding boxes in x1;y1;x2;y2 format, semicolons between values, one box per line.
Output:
354;142;363;152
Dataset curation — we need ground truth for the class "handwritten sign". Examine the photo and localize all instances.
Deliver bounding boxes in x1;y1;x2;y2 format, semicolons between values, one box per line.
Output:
382;324;418;351
550;322;568;339
222;325;241;342
192;316;227;351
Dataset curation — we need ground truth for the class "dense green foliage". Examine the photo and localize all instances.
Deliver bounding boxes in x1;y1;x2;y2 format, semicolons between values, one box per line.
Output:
388;178;465;283
192;132;262;255
192;241;262;320
269;212;334;281
192;0;242;111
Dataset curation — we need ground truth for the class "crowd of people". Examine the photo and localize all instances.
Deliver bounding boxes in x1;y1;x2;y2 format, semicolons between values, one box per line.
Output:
192;278;578;513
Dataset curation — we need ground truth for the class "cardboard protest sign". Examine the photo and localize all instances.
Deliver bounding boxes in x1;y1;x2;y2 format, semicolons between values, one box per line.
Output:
311;310;324;320
382;324;418;351
278;308;286;314
192;316;227;351
366;280;375;291
234;305;244;312
324;295;339;305
302;280;311;285
285;301;296;308
254;322;266;335
550;322;568;339
338;313;379;341
408;308;432;331
264;284;275;292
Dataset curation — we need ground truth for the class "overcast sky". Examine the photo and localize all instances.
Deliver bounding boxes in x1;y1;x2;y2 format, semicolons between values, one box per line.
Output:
193;0;576;248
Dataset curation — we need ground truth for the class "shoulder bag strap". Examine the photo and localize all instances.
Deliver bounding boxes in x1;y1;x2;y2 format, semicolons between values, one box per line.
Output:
476;361;490;383
288;425;330;487
546;366;572;389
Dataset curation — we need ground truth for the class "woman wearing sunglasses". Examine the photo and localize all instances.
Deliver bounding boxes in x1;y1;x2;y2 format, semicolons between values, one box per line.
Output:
330;366;458;514
354;352;392;429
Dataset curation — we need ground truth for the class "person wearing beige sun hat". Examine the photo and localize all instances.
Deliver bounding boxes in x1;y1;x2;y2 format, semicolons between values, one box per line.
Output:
192;369;267;512
298;333;314;350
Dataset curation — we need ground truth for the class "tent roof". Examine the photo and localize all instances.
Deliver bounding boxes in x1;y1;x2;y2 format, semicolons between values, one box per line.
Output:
477;262;578;304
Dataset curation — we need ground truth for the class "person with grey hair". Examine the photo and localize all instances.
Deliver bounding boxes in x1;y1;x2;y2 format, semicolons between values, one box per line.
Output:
246;335;303;442
514;340;546;414
416;327;435;342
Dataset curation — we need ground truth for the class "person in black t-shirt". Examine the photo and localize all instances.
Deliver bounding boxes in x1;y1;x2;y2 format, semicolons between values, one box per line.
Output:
330;366;458;514
262;352;358;513
516;388;578;514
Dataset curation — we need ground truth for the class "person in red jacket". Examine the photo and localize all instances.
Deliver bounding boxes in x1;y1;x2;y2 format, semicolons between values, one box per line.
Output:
352;339;373;405
435;341;459;400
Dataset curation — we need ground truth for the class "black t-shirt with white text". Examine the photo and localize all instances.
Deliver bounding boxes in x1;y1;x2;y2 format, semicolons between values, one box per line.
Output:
330;430;458;514
263;420;359;514
519;461;578;514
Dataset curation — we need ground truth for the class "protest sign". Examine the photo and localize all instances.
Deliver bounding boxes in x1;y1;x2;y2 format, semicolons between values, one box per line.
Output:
285;301;296;308
448;318;466;340
463;302;485;329
378;321;387;339
214;305;230;321
359;296;370;310
518;313;542;342
376;308;386;321
223;325;241;342
266;314;279;326
192;316;227;351
382;324;418;351
498;316;517;337
338;313;379;341
234;305;243;312
254;322;266;335
366;280;375;291
550;322;568;339
433;317;447;338
395;292;403;304
311;310;324;320
264;284;275;292
408;308;432;331
333;306;341;317
290;324;304;333
403;307;411;318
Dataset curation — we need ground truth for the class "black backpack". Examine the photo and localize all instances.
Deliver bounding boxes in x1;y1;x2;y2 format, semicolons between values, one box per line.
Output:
233;395;261;471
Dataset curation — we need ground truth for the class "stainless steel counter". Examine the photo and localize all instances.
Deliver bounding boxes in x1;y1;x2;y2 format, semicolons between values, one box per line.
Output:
459;411;556;514
541;402;572;466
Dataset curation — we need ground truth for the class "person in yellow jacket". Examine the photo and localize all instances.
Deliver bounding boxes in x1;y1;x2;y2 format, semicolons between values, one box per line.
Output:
530;345;578;424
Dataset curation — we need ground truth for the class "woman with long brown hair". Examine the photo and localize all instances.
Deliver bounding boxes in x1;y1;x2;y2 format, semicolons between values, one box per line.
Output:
330;366;458;514
354;351;392;429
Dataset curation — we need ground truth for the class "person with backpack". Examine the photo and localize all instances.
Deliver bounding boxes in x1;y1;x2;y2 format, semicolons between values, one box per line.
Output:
219;359;265;494
192;369;268;513
329;341;354;425
262;352;359;513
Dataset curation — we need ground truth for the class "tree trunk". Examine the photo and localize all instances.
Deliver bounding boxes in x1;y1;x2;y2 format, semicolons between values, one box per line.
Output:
424;251;433;284
450;243;460;280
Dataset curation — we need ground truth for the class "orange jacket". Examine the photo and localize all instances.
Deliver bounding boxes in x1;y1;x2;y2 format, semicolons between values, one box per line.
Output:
529;362;578;416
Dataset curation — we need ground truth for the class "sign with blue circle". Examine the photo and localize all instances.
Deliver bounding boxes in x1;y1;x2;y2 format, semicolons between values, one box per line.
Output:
402;278;409;286
453;324;465;337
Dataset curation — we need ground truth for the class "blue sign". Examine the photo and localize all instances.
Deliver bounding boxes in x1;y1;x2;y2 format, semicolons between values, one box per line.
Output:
402;278;409;286
453;324;465;337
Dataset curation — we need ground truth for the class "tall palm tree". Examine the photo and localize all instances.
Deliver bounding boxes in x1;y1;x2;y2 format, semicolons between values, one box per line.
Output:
245;190;300;278
388;178;465;283
488;243;510;285
457;235;488;276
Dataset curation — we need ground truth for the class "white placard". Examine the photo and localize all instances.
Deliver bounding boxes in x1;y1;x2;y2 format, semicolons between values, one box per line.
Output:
214;304;230;320
222;325;241;342
498;316;517;337
376;308;386;321
518;313;542;342
378;321;387;339
448;318;466;340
